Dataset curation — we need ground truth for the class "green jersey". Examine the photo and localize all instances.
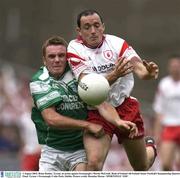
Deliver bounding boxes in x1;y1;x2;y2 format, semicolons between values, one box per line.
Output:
30;66;87;151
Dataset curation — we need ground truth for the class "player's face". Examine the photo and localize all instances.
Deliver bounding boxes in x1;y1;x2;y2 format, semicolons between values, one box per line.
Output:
43;45;67;79
168;58;180;78
77;13;105;48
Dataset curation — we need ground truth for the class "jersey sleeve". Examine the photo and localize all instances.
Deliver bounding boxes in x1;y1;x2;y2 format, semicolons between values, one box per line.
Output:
30;80;61;112
67;41;92;79
106;35;141;62
119;41;140;60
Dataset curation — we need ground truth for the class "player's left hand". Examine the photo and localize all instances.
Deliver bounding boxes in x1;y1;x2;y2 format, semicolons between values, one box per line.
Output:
116;120;138;139
143;60;159;79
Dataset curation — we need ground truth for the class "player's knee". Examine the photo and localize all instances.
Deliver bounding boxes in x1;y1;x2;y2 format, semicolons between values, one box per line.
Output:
87;157;103;171
162;163;172;171
163;166;172;171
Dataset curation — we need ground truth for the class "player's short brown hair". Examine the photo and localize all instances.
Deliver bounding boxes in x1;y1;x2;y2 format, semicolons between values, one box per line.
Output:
42;36;68;57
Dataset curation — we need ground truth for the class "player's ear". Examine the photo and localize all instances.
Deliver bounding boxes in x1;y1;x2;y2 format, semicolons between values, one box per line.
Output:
43;57;46;66
102;23;105;31
76;27;81;36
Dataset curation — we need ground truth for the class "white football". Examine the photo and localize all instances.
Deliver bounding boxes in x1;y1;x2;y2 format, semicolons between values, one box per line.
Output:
78;73;110;106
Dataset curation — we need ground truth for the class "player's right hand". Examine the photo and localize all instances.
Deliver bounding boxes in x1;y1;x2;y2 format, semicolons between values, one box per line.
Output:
113;57;134;77
86;123;105;138
116;119;138;139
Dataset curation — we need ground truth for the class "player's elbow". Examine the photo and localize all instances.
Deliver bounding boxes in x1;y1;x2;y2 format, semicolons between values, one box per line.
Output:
45;117;57;127
135;70;152;80
41;108;59;127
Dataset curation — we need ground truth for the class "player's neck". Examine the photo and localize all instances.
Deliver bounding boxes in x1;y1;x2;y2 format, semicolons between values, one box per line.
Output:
85;40;104;49
77;35;105;49
171;75;180;82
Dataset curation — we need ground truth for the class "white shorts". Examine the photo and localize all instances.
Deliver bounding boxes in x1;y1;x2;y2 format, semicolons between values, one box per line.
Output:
39;145;87;171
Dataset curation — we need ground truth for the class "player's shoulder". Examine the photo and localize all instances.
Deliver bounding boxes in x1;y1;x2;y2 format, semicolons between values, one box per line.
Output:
68;37;82;46
31;66;49;82
30;67;50;95
105;34;125;48
105;34;125;42
68;38;76;45
68;38;84;52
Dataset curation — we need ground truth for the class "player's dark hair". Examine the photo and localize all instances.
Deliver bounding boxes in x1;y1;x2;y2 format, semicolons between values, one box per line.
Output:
42;36;68;57
168;54;180;60
77;9;104;28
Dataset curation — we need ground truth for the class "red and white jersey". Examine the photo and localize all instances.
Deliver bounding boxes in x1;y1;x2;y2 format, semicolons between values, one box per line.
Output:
153;76;180;126
67;34;140;107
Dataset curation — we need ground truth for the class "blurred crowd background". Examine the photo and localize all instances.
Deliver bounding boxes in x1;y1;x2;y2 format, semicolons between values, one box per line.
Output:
0;0;180;171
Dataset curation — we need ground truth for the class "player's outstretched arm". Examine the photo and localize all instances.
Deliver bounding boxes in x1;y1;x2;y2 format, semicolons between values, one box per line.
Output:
131;57;159;80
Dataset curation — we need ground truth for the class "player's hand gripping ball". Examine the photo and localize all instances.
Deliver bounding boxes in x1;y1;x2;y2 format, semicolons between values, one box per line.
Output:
78;73;110;106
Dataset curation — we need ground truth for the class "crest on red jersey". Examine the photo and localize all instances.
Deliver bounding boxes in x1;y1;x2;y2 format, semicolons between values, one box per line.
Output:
103;50;113;60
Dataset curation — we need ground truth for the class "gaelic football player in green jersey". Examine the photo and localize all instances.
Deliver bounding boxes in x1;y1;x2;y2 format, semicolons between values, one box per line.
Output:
30;36;104;171
30;36;138;171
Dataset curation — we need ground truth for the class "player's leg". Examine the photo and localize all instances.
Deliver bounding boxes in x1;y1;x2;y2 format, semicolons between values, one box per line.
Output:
145;136;157;169
115;97;156;170
174;148;180;170
159;126;180;170
83;131;112;171
73;163;87;171
122;137;156;171
160;141;176;171
85;109;115;171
